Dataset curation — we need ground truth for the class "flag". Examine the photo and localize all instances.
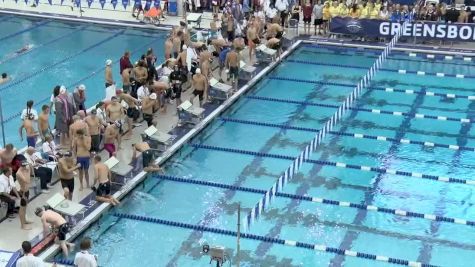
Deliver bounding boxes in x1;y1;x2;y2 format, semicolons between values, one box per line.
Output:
24;0;28;4
111;0;118;9
60;0;65;5
87;0;93;7
153;0;159;8
74;0;80;7
122;0;129;9
48;0;52;4
100;0;106;8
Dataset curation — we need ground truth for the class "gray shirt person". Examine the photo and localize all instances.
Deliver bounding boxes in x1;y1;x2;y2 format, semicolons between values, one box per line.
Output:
313;3;324;19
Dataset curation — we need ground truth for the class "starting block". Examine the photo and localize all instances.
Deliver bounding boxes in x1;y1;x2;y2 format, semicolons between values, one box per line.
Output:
239;60;256;80
143;125;173;151
177;97;205;126
209;78;232;102
257;44;276;62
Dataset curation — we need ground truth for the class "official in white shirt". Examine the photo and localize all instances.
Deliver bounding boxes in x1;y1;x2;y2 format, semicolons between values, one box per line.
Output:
74;238;98;267
16;241;44;267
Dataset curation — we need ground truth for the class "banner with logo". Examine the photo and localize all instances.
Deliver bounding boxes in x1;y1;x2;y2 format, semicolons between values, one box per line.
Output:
330;17;475;41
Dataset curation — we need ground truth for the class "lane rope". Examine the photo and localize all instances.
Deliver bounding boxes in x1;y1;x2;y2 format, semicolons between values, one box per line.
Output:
0;19;51;43
0;29;126;93
301;43;473;62
190;143;475;186
219;117;475;152
113;213;437;267
155;174;475;227
246;95;473;123
286;59;473;78
268;76;475;100
1;35;164;123
0;25;89;65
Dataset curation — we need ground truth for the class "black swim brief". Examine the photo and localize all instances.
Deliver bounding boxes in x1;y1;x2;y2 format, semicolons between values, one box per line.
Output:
60;179;74;193
57;223;70;241
96;182;111;197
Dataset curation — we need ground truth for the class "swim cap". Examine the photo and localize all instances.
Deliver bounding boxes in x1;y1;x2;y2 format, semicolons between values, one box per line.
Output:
115;89;123;95
105;59;112;66
195;68;201;74
150;93;157;100
182;44;188;50
60;85;67;94
78;84;86;91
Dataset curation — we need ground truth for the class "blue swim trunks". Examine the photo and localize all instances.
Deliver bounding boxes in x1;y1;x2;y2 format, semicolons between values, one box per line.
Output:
77;156;90;170
26;136;36;147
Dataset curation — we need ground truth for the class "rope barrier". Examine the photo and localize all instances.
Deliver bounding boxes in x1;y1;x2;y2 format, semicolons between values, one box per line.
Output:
0;25;89;65
301;43;473;62
154;174;475;227
0;19;51;43
220;117;475;152
190;143;475;186
113;212;437;267
268;76;475;100
1;35;164;123
246;95;473;123
0;29;125;93
246;21;410;229
286;59;474;79
300;45;475;67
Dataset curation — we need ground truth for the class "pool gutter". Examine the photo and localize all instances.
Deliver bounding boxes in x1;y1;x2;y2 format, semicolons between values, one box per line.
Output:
303;39;475;56
39;40;303;261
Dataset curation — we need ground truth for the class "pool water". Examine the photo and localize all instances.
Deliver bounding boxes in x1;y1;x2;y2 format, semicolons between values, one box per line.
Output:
59;44;475;267
0;14;166;148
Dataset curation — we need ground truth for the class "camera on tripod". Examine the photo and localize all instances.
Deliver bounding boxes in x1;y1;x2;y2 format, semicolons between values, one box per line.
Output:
202;244;230;267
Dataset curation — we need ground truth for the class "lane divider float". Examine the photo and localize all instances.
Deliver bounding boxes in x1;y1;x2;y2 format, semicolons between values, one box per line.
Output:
190;143;475;185
113;213;437;267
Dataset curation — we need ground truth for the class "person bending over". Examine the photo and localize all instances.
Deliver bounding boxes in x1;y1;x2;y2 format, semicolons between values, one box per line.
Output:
35;207;74;257
92;155;119;206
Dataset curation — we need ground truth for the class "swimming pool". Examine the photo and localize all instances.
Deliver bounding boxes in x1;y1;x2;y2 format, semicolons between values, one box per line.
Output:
0;14;166;148
56;44;475;267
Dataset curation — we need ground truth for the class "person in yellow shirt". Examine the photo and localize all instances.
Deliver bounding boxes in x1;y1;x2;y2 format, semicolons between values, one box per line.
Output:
338;3;349;16
359;3;370;18
329;1;340;18
349;3;360;18
374;0;382;12
322;1;331;34
369;3;379;18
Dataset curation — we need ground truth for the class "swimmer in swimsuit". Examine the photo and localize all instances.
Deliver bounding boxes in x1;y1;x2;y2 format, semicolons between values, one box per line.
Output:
92;155;119;205
103;121;121;158
15;44;33;55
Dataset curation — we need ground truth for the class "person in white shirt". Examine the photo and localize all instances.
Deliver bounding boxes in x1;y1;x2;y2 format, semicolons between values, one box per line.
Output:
74;237;98;267
41;134;57;160
0;167;20;218
16;241;44;267
20;100;38;121
136;84;150;100
25;147;52;194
